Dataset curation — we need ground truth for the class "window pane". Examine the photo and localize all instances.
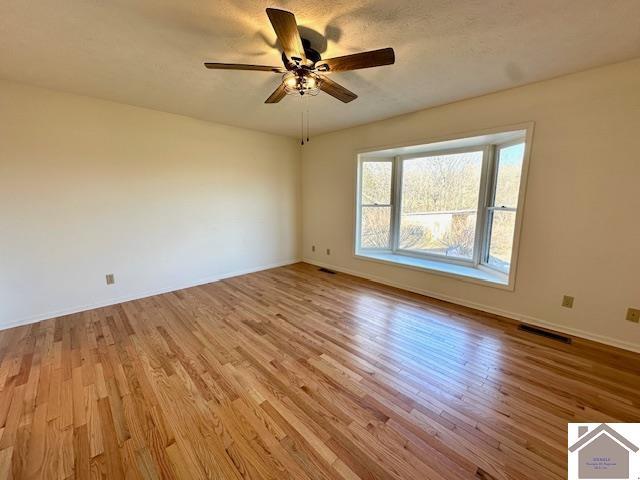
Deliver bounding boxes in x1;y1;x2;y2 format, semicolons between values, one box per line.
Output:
399;151;483;259
361;206;391;249
400;211;477;258
361;161;392;205
487;210;517;272
493;143;524;208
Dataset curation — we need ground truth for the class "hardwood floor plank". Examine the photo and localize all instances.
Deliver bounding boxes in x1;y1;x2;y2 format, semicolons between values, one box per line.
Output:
0;263;638;479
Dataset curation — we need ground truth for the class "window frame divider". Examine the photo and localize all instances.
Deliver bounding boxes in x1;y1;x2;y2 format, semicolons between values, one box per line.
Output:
390;155;402;253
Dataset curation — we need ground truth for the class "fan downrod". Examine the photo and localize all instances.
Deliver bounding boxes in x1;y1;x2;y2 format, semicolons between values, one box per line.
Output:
282;38;321;68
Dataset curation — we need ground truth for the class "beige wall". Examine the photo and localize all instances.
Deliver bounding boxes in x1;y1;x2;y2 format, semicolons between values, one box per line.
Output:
0;80;301;327
302;59;640;352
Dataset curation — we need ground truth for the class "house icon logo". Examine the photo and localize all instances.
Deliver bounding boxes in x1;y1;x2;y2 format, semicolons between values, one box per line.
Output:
568;423;640;479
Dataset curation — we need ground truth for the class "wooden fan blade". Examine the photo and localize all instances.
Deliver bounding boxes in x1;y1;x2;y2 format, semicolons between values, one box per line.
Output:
204;63;284;73
319;76;357;103
316;48;395;72
266;8;306;63
265;83;287;103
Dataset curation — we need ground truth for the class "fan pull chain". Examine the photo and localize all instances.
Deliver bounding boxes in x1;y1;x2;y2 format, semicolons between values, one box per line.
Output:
303;93;310;144
298;93;304;146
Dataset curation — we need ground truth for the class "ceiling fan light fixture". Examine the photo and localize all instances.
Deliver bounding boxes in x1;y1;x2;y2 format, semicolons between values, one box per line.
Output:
204;8;395;104
282;71;322;96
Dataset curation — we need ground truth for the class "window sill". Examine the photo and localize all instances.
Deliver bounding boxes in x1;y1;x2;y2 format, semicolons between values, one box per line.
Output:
355;251;511;289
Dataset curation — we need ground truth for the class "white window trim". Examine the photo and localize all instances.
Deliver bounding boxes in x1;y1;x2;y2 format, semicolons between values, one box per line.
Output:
353;123;535;291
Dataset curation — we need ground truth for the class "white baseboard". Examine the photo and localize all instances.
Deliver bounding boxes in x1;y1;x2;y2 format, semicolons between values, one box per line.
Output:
303;258;640;354
1;258;300;332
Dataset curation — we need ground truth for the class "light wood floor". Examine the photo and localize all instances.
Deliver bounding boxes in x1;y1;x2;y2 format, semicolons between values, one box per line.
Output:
0;263;639;479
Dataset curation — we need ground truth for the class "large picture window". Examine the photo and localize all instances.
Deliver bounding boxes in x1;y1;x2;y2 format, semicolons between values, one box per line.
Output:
356;128;530;286
399;149;483;260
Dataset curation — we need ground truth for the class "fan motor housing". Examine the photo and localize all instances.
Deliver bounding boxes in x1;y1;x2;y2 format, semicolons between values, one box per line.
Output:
282;38;321;68
302;39;322;63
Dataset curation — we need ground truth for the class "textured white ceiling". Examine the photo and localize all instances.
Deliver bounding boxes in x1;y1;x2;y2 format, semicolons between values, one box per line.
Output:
1;0;639;137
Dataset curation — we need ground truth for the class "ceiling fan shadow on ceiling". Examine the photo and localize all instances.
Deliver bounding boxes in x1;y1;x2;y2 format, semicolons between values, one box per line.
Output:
204;8;396;104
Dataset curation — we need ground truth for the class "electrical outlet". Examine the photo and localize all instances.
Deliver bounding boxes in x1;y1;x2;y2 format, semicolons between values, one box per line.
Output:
561;295;574;308
312;245;316;252
626;308;640;323
326;248;331;255
106;274;115;285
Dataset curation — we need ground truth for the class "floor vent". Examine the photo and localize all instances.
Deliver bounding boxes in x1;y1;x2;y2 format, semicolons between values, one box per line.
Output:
518;324;572;344
318;267;337;274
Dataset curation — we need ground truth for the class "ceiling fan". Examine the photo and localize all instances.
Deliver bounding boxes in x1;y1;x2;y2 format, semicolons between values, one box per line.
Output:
204;8;395;104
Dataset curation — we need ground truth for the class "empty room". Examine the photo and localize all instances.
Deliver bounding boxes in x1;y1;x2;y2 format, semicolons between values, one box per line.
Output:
1;1;640;479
